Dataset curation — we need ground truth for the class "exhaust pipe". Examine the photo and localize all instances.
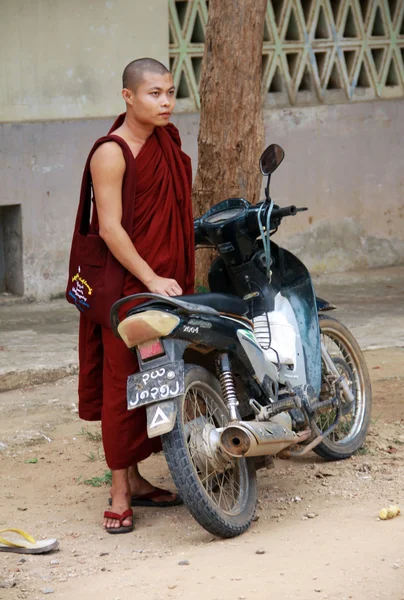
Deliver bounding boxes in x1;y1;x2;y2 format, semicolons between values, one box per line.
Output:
220;421;311;458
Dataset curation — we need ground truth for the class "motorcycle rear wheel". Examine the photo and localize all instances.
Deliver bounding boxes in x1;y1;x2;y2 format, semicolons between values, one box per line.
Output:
162;364;257;538
313;315;372;460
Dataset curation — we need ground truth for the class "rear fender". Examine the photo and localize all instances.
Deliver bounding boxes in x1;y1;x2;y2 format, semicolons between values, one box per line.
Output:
110;292;218;337
172;312;252;352
132;309;252;358
133;313;261;435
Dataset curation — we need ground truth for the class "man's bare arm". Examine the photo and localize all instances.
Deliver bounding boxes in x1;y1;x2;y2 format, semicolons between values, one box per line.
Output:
90;142;182;296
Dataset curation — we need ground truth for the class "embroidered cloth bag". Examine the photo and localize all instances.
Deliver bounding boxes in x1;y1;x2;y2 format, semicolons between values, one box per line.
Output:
66;135;135;328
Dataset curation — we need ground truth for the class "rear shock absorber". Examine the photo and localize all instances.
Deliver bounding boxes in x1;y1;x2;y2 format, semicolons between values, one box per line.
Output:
216;353;239;422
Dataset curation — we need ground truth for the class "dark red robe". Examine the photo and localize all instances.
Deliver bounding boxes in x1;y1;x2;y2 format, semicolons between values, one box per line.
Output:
78;115;195;470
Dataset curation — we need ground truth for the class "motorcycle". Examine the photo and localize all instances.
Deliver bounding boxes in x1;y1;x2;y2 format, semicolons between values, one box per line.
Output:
110;144;372;539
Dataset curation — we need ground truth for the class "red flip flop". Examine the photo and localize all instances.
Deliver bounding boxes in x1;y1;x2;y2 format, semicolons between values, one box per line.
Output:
107;489;183;508
130;488;183;508
103;508;134;534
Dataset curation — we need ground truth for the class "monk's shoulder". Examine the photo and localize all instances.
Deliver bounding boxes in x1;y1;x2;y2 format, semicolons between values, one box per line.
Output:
90;141;125;175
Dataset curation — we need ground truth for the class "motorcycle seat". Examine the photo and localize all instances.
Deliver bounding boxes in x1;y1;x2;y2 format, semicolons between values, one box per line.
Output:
175;293;248;316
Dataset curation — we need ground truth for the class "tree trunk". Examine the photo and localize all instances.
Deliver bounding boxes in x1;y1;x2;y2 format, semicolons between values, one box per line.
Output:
192;0;267;288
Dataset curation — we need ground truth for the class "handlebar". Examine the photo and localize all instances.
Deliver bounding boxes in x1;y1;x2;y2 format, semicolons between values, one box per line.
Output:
194;202;307;246
270;204;297;219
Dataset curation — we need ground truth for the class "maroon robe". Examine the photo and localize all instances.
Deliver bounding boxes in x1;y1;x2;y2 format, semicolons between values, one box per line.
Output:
78;115;195;470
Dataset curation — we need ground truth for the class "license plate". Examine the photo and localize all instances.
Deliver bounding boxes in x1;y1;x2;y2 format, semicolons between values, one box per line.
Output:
127;361;185;410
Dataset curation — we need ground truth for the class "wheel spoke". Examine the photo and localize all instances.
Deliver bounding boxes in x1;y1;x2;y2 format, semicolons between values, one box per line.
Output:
181;380;248;516
317;321;367;447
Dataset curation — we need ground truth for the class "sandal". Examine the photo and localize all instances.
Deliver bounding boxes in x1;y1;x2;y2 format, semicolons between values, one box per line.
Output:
130;488;183;508
108;488;183;508
0;529;59;554
103;508;134;534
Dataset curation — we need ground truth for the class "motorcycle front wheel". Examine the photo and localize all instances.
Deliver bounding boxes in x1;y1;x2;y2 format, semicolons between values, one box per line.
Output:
162;364;257;538
313;315;372;460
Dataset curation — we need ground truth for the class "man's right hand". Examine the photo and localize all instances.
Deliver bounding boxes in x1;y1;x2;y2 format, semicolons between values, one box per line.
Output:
146;275;183;297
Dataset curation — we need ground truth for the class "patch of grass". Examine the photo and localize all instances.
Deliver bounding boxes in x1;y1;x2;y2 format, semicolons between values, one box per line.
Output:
85;448;104;462
355;445;370;455
24;457;38;464
80;471;112;487
371;412;383;426
78;426;102;443
195;284;209;294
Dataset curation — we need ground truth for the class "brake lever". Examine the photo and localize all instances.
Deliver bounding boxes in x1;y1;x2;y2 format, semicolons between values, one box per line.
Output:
296;207;308;212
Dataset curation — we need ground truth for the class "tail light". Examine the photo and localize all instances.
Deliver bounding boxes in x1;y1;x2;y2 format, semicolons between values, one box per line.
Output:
138;339;165;360
117;310;180;349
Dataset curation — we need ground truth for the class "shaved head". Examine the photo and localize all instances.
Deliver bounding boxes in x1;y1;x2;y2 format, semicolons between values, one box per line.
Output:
122;58;170;92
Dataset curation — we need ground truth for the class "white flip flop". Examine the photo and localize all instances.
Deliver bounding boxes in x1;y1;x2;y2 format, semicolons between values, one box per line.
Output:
0;528;59;554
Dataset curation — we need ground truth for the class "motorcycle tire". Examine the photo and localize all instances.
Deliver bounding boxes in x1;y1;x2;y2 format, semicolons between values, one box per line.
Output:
313;315;372;461
162;364;257;538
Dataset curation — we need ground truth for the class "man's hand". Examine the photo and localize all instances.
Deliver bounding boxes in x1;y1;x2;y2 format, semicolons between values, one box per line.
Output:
147;275;183;297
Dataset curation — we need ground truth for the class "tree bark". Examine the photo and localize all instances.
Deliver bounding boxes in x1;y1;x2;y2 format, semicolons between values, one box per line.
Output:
192;0;267;287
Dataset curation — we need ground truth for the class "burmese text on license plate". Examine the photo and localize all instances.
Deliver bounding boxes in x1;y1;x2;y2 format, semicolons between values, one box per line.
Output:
127;362;184;410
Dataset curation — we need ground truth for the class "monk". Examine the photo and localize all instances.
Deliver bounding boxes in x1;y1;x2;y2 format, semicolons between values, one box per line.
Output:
77;58;195;533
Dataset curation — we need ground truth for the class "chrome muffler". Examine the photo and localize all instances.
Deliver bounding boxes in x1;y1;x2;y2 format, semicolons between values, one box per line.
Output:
220;420;311;458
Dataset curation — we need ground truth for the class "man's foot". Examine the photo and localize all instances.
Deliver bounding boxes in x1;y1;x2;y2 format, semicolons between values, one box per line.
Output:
104;487;133;530
103;508;134;534
130;487;183;508
106;465;182;509
129;473;179;505
129;465;182;505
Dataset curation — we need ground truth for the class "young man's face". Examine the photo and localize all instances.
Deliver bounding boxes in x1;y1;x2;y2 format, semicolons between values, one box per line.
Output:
124;71;176;127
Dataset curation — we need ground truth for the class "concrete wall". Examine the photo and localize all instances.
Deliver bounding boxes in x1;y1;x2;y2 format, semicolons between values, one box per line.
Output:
0;0;168;297
265;101;404;273
1;98;403;298
0;0;168;122
176;100;404;274
0;119;112;297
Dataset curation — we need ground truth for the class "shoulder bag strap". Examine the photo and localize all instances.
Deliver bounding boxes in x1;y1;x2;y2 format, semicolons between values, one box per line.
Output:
75;135;136;236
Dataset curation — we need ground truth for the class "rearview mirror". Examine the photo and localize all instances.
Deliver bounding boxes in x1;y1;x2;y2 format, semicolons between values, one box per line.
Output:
259;144;285;176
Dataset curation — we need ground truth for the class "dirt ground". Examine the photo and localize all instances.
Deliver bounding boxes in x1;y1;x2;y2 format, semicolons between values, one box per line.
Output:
1;347;404;600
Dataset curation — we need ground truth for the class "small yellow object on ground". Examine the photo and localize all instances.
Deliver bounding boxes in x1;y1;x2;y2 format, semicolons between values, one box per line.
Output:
379;505;401;520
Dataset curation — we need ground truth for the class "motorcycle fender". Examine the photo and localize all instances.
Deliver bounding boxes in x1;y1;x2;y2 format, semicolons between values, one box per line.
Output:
146;400;178;439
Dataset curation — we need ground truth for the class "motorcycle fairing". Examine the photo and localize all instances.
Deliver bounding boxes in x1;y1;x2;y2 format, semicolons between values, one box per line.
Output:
270;243;322;397
237;328;278;383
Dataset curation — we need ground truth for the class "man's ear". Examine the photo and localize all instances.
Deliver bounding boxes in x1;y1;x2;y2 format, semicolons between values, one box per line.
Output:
122;88;134;106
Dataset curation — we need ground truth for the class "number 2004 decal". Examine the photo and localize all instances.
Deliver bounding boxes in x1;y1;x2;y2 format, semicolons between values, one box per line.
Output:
182;325;199;334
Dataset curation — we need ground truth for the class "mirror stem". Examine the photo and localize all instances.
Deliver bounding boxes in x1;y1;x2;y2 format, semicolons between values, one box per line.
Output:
265;174;271;201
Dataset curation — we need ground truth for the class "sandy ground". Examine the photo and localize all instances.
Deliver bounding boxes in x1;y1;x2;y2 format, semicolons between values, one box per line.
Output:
1;347;404;600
